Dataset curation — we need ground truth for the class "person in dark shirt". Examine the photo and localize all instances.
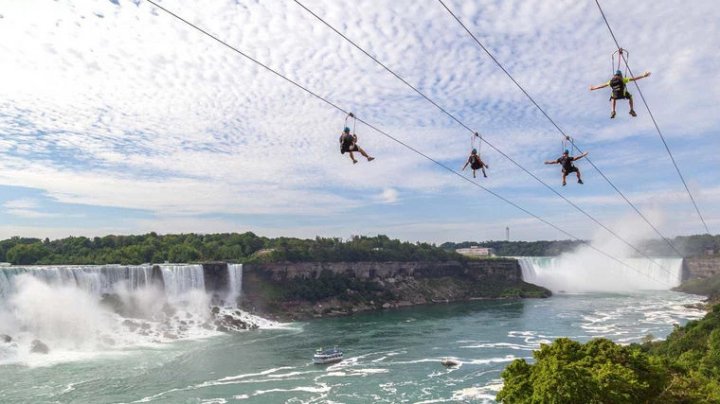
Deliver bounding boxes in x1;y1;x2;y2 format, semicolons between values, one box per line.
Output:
339;127;374;164
545;149;588;186
462;148;489;178
590;70;651;118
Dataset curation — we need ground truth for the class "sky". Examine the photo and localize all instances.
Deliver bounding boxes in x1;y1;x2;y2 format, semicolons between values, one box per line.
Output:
0;0;718;244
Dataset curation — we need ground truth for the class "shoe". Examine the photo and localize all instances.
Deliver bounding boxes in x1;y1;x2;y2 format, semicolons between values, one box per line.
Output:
562;182;567;186
352;160;358;164
629;110;637;117
610;111;616;119
483;174;487;178
578;179;584;184
367;157;375;162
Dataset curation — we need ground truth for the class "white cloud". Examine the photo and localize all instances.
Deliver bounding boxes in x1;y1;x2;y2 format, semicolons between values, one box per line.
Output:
377;188;399;204
0;0;716;240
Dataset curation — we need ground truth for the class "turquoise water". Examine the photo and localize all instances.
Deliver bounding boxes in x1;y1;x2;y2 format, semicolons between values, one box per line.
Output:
0;291;706;403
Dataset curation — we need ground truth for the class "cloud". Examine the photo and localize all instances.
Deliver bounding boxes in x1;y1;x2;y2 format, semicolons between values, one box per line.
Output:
377;188;399;204
0;0;716;241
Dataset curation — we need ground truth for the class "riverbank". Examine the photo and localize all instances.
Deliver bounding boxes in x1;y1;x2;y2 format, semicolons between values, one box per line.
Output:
240;260;551;320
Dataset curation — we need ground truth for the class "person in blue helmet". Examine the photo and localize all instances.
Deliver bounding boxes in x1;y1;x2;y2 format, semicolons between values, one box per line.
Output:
339;126;374;164
590;70;651;118
545;149;588;186
462;148;488;178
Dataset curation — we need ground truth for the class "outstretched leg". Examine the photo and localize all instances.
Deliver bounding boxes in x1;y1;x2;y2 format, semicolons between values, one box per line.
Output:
610;99;617;118
628;97;636;116
562;172;568;186
472;169;476;178
348;151;358;164
481;166;487;178
356;146;374;161
576;170;583;184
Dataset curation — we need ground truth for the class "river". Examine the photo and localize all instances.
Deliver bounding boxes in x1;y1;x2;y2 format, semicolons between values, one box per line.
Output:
0;290;705;403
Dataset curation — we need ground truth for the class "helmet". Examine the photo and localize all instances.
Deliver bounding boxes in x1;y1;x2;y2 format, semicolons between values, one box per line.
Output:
564;149;570;154
343;127;351;133
471;148;477;154
615;70;623;76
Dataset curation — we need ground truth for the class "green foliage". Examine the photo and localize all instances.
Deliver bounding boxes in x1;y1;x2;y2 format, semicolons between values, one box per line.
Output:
674;273;720;303
498;304;720;403
498;338;666;403
282;270;384;303
443;234;720;257
441;240;584;257
0;233;462;265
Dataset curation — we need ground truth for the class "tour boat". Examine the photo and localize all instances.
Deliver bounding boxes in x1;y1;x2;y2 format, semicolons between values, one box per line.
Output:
313;347;343;364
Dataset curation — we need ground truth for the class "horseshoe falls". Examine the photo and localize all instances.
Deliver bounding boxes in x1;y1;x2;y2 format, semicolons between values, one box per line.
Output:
517;256;684;293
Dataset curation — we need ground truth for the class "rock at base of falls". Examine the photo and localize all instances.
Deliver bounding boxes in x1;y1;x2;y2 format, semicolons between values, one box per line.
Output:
30;339;49;354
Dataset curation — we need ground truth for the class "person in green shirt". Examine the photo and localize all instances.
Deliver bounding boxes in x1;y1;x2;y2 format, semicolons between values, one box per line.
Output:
590;70;651;118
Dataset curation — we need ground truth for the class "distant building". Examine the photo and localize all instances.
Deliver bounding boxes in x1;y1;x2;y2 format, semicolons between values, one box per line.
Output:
456;246;495;257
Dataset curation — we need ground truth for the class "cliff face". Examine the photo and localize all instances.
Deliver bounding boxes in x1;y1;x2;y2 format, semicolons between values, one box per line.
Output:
241;260;549;320
683;257;720;280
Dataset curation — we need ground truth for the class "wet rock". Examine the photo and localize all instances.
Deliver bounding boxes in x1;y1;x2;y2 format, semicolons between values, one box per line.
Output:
140;322;151;330
161;303;177;317
30;339;49;354
216;325;229;333
1;334;11;343
201;322;214;330
122;319;140;332
382;303;391;309
163;332;178;340
185;312;193;319
211;306;220;315
100;293;126;315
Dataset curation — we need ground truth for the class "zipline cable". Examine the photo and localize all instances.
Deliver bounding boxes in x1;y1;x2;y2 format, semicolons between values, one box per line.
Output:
291;0;676;276
593;0;710;234
143;0;670;287
435;0;685;257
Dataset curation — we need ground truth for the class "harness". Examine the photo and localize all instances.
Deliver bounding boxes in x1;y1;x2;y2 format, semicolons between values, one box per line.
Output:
610;76;626;98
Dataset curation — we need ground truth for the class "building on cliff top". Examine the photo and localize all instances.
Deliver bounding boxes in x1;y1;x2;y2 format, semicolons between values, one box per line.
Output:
456;246;495;257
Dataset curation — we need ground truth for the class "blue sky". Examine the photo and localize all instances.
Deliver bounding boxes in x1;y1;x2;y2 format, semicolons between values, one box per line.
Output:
0;0;718;244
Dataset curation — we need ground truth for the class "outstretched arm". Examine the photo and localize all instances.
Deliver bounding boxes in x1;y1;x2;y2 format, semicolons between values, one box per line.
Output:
573;152;589;161
461;160;470;171
589;82;609;91
544;159;559;165
628;71;651;82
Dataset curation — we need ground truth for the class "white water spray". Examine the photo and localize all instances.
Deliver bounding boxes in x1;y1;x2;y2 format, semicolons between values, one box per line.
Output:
0;263;272;367
518;213;682;293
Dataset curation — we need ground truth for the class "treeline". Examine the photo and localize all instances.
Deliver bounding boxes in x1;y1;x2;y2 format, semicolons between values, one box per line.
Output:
441;240;585;257
0;233;461;265
443;233;720;257
497;303;720;402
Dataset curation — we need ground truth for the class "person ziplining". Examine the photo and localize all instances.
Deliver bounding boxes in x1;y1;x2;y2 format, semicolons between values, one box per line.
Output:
461;132;489;178
589;48;651;118
545;149;588;186
462;148;489;178
339;113;374;164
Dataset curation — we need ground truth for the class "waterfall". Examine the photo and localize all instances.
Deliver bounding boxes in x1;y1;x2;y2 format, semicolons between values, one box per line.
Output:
517;256;684;293
158;264;205;301
226;264;243;306
0;265;154;300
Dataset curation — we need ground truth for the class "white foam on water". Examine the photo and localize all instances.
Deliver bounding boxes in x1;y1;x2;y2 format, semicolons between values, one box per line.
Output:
460;342;534;351
452;382;504;403
465;355;517;365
